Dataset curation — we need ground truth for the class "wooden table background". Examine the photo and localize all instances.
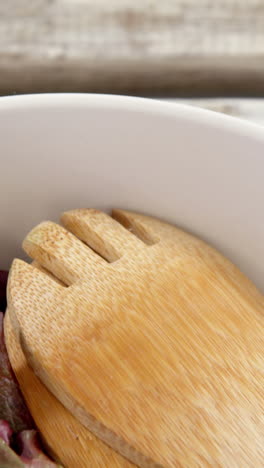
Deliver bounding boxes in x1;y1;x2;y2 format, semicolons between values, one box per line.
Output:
1;1;264;124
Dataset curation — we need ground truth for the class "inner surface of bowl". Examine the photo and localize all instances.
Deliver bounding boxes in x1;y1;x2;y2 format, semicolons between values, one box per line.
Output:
0;94;263;292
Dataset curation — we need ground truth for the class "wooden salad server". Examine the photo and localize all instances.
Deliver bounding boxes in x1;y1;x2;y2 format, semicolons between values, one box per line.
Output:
4;308;135;467
6;209;264;467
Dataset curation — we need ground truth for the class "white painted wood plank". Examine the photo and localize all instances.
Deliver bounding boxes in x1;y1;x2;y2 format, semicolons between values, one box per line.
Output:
166;99;264;126
0;1;264;95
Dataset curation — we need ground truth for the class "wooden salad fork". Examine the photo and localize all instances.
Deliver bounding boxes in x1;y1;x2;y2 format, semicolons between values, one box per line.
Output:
6;209;264;467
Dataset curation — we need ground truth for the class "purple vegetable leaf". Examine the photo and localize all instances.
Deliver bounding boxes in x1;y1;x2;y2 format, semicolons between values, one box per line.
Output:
0;313;34;432
0;437;25;468
0;270;8;313
0;420;25;468
17;430;62;467
0;421;61;467
0;419;13;445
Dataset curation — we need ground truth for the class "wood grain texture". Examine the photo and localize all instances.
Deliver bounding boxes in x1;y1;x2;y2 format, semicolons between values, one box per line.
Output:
4;310;135;468
7;209;264;467
1;1;264;95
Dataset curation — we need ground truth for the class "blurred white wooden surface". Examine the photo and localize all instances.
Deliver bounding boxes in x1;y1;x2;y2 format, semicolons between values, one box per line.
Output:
1;1;264;125
1;1;264;95
167;99;264;126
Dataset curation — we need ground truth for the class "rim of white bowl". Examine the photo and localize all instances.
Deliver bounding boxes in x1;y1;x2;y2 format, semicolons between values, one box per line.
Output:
0;93;264;144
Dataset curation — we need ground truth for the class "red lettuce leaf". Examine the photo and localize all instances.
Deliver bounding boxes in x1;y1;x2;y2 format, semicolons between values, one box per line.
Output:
0;421;61;467
18;430;61;467
0;420;12;445
0;437;25;468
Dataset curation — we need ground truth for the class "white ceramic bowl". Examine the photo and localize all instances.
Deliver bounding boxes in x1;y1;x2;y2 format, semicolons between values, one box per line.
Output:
0;94;263;292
